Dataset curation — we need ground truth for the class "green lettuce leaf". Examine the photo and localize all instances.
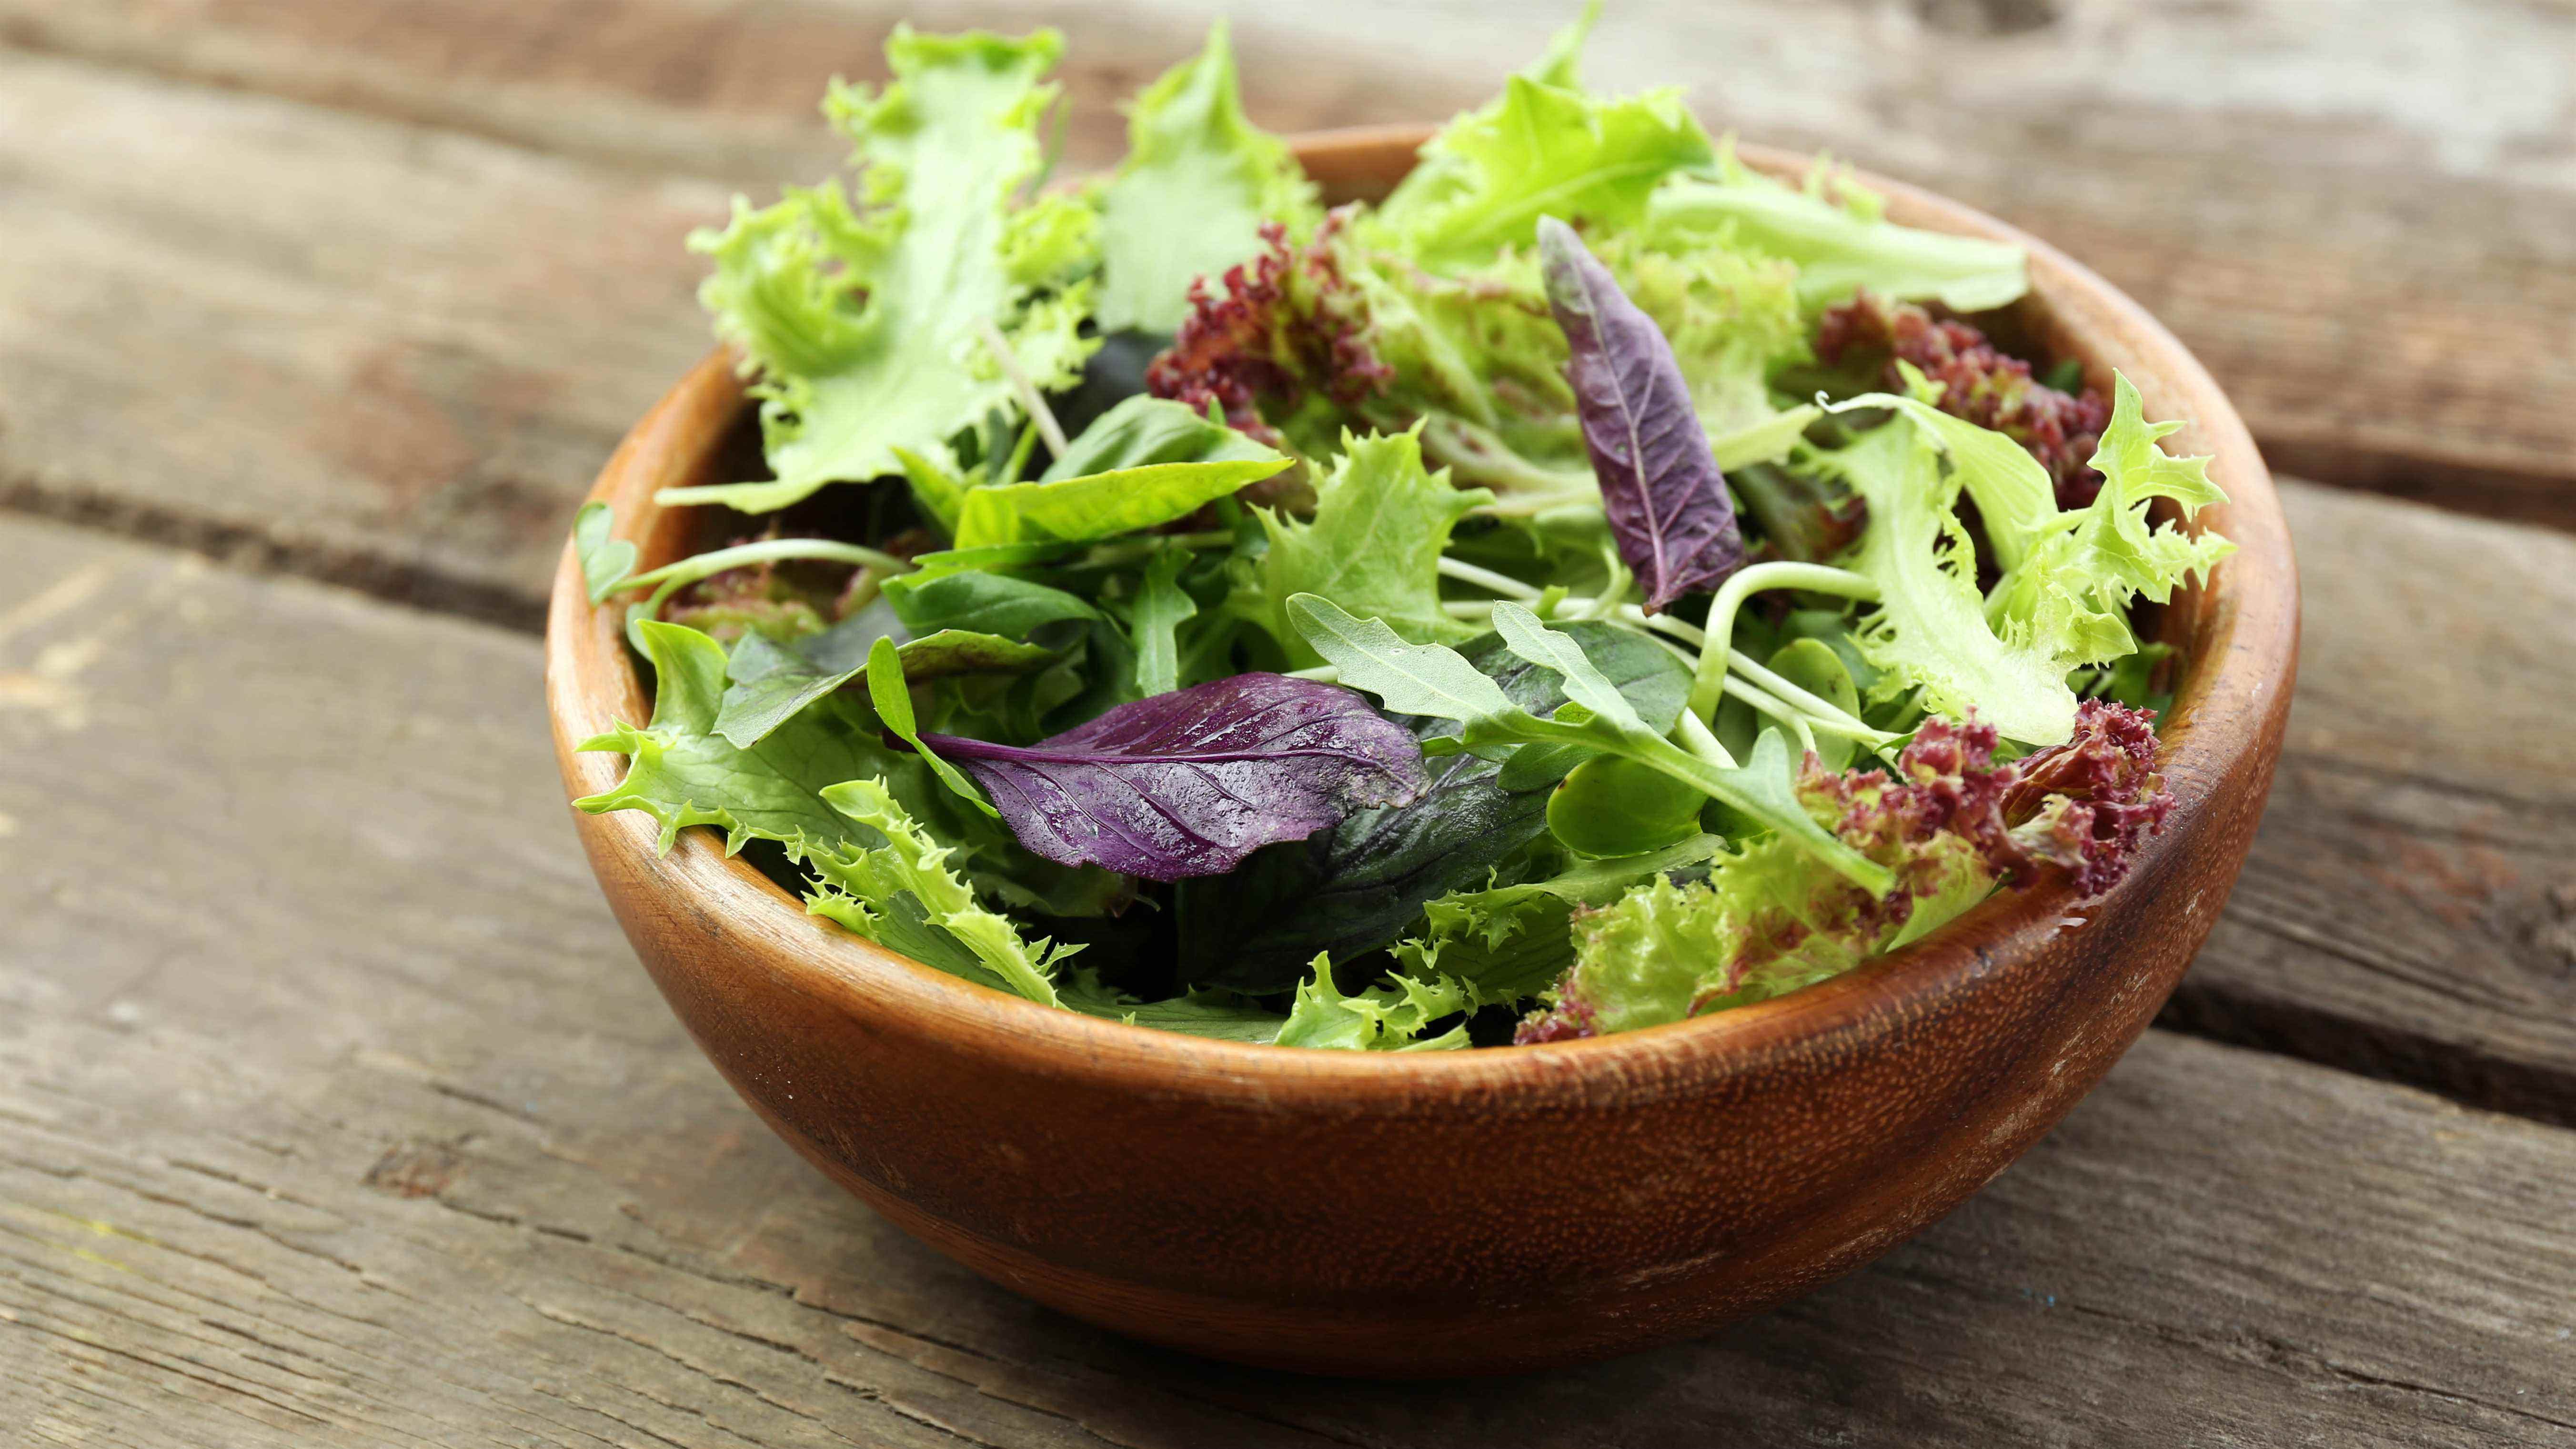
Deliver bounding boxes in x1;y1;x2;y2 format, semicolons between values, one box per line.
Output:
1393;833;1730;1004
1256;429;1492;664
1987;374;2234;665
1373;72;1712;269
574;502;637;604
881;569;1100;637
1273;957;1473;1051
574;619;911;857
1644;141;2027;314
1093;20;1320;333
1808;419;2079;745
670;28;1097;513
1126;547;1198;696
809;777;1071;1005
1059;970;1289;1042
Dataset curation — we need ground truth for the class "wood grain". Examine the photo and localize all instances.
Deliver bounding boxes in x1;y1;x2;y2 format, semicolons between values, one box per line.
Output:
2169;483;2576;1122
3;517;2569;1442
3;0;2571;525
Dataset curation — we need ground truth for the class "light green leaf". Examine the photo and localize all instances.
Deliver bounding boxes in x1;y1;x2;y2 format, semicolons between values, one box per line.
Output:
1258;430;1491;664
1039;394;1282;480
669;28;1098;513
953;457;1289;548
575;620;906;857
1988;374;2233;666
1809;421;2079;745
1520;0;1603;90
1825;389;2057;570
1274;956;1472;1051
812;777;1067;1006
865;636;994;814
1128;548;1197;696
1490;601;1647;735
574;502;637;604
1375;74;1712;268
1646;142;2028;313
1395;831;1727;1004
1094;20;1320;333
1286;594;1516;724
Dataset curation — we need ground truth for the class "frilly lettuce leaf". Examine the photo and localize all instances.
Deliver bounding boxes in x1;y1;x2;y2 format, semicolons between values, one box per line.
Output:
1393;832;1730;1004
1987;374;2234;665
1373;72;1714;269
1093;20;1320;333
670;28;1098;513
1644;141;2027;314
1256;429;1492;664
809;777;1073;1006
1274;956;1473;1051
1807;419;2079;745
574;619;917;856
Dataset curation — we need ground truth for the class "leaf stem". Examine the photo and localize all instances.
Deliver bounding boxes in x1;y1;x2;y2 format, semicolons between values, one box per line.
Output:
621;538;913;642
1688;562;1879;720
976;317;1068;459
1435;556;1545;600
1674;708;1736;769
1722;675;1818;758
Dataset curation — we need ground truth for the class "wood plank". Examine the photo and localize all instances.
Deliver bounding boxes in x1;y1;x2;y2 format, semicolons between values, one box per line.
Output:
0;46;727;629
2166;482;2576;1123
4;0;2572;523
5;521;2574;1444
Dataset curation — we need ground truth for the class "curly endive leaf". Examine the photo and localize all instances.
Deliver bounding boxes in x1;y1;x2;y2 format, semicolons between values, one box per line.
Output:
1257;429;1492;665
1094;20;1320;333
1274;956;1473;1051
809;777;1073;1006
669;28;1097;512
1988;374;2234;665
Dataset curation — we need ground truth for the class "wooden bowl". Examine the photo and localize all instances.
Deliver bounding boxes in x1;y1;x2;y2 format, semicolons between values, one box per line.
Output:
545;129;2297;1377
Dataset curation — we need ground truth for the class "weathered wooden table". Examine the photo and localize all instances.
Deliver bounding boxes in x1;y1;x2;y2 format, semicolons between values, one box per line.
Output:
4;3;2572;1443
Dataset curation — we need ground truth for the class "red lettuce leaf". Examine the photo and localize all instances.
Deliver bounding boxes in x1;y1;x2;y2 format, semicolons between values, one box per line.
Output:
1536;216;1745;614
917;673;1428;883
1813;289;2112;509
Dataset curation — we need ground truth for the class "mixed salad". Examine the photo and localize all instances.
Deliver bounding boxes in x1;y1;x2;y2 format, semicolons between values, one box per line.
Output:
574;14;2230;1050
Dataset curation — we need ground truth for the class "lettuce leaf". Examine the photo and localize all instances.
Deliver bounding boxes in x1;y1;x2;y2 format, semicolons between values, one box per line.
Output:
574;620;914;857
809;777;1073;1006
1393;832;1730;1004
1093;20;1320;334
670;28;1097;512
1644;142;2027;314
1987;375;2234;666
1256;429;1492;664
1373;74;1713;269
1274;958;1473;1051
1807;419;2079;745
953;455;1289;548
574;502;637;604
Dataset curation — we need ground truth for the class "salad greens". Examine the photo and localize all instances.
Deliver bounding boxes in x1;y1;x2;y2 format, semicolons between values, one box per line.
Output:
577;17;2229;1050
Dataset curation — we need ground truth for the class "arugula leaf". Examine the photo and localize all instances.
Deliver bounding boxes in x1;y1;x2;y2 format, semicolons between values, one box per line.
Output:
882;569;1100;637
1373;73;1712;269
1294;596;1893;892
1645;142;2028;314
1093;20;1321;333
1257;429;1493;664
916;673;1427;881
574;502;637;604
669;28;1098;513
810;777;1071;1006
575;620;907;857
1127;548;1197;696
1174;620;1690;992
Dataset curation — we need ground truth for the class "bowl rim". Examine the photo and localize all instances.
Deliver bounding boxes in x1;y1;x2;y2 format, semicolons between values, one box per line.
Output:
545;127;2296;1105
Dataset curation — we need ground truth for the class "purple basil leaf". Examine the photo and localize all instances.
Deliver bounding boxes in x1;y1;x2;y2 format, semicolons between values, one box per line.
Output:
1537;214;1746;614
917;673;1429;883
